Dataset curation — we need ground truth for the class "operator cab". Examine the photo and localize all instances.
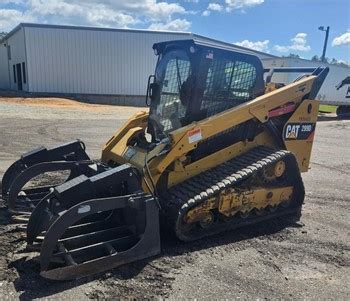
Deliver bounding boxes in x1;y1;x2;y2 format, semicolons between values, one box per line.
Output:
147;39;265;141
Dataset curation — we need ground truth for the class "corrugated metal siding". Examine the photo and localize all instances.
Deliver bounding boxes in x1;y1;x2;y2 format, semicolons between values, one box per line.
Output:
0;42;10;89
25;27;191;95
5;28;28;91
24;26;273;96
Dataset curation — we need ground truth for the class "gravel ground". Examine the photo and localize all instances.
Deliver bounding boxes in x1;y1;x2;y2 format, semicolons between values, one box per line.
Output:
0;97;349;300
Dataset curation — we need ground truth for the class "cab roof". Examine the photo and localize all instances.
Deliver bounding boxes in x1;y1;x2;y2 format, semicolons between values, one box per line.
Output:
153;39;262;61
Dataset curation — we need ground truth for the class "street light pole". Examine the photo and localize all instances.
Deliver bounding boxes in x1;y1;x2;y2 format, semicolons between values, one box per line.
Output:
318;26;330;63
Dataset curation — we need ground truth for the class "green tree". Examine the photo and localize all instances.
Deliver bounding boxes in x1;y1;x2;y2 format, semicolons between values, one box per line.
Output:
287;53;300;58
282;53;300;58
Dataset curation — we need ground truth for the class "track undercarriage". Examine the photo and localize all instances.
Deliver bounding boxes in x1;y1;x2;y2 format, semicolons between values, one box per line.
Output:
162;146;304;241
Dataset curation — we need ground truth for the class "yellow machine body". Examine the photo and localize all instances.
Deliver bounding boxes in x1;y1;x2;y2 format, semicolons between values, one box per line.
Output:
102;75;319;193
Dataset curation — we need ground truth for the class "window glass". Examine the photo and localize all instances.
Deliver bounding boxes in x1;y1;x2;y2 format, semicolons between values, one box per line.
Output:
201;56;257;117
155;50;191;132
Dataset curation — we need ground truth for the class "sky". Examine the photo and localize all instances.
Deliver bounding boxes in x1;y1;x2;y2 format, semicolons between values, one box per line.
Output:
0;0;349;62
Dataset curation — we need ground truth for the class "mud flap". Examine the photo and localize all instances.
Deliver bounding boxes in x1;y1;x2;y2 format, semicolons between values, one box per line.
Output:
2;139;90;199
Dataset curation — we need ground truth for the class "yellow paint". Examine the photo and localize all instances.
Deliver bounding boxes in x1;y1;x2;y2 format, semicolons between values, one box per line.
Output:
100;74;318;194
185;186;294;223
283;99;320;172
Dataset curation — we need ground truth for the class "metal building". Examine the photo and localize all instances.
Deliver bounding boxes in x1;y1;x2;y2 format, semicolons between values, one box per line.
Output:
0;23;275;105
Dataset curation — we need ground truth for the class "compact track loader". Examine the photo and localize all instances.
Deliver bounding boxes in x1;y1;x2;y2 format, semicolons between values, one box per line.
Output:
2;39;328;280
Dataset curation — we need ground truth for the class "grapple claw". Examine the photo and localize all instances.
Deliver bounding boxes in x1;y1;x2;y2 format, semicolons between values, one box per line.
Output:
26;164;161;280
39;195;160;281
2;139;90;200
7;161;96;214
1;140;99;216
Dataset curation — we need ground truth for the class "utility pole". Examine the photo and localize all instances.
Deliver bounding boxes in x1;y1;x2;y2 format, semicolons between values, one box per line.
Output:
318;26;330;63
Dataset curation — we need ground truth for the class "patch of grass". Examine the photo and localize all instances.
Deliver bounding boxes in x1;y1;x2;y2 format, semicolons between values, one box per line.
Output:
319;104;337;113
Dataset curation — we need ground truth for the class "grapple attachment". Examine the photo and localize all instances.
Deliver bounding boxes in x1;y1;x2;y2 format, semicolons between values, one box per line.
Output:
26;164;160;280
1;140;99;217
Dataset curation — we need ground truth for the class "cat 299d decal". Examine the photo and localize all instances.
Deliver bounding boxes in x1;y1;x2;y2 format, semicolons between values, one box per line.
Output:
282;99;320;172
284;123;316;140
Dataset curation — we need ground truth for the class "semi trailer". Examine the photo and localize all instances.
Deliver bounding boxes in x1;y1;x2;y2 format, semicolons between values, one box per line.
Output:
263;57;349;117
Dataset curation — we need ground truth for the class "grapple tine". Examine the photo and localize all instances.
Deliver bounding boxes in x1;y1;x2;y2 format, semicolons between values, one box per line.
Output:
7;161;94;213
26;195;57;244
2;140;90;200
2;160;25;199
39;195;160;281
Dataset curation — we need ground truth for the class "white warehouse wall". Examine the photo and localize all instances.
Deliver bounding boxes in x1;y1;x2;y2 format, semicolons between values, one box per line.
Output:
6;27;28;91
0;42;10;89
24;27;190;95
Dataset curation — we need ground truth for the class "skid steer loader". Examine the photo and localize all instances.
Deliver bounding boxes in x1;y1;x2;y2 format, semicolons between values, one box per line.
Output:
2;39;328;280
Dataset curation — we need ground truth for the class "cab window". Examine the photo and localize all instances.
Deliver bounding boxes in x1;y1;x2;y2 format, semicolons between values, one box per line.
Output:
201;55;257;117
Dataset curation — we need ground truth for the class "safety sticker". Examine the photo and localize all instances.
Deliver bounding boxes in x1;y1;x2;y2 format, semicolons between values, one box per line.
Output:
188;128;202;144
283;123;316;141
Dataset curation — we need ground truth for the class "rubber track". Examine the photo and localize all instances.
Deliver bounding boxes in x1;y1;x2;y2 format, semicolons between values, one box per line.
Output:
160;146;305;241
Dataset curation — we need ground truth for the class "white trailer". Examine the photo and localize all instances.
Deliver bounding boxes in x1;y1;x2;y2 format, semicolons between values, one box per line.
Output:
262;57;350;116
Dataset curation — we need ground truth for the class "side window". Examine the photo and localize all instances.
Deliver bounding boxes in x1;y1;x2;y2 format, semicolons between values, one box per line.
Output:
201;57;257;117
230;61;256;98
158;55;191;132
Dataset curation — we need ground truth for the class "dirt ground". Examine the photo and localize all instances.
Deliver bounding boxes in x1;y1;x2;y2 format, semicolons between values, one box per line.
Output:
0;97;349;300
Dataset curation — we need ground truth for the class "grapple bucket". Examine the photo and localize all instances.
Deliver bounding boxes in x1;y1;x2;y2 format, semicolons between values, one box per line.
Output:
1;140;99;216
25;165;160;280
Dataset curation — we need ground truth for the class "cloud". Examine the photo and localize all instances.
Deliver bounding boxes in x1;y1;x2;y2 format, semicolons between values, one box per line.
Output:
225;0;264;11
202;2;223;17
0;9;36;31
148;18;191;31
208;3;224;11
141;2;186;22
274;33;311;53
27;0;138;28
1;0;26;4
0;0;191;31
332;31;350;47
337;59;350;65
235;39;269;52
86;6;137;28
